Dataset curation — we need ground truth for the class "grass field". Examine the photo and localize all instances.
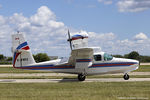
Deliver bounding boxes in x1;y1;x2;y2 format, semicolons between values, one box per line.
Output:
0;65;149;100
134;65;150;72
0;82;149;100
0;65;149;73
0;67;50;73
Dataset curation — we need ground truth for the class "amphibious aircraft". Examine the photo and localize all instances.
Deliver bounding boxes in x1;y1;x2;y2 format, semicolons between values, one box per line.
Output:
12;31;139;81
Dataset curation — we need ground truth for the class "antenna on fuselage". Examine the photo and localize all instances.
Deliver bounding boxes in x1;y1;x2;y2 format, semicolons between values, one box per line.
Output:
67;30;72;50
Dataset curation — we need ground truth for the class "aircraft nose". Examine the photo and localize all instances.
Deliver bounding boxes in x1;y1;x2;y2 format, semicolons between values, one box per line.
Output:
129;59;140;69
113;58;139;66
130;59;139;65
137;60;140;65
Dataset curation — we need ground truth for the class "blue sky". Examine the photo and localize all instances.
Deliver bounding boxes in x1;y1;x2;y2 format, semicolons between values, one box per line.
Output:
0;0;150;56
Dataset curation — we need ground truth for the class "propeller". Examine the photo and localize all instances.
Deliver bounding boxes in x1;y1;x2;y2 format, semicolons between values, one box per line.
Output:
67;30;72;50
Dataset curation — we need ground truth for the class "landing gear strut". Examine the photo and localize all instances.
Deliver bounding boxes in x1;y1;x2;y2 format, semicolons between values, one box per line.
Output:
78;74;86;81
123;73;129;80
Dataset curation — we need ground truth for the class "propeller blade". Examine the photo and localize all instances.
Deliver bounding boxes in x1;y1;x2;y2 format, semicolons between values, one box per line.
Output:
68;30;72;50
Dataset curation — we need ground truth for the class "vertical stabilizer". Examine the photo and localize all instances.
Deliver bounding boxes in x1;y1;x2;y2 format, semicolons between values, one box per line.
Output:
12;34;35;67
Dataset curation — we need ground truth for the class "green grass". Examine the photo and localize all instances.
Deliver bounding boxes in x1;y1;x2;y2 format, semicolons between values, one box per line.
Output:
0;65;150;73
0;65;149;100
134;65;150;72
0;82;149;100
0;67;51;73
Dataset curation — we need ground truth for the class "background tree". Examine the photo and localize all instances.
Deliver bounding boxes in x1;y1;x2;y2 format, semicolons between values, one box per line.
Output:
0;54;4;60
139;56;150;62
113;55;124;58
124;54;129;58
127;51;139;59
6;57;12;61
33;53;50;63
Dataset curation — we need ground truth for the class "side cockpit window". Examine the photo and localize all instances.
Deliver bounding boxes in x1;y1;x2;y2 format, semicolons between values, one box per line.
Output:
104;53;113;61
94;55;102;61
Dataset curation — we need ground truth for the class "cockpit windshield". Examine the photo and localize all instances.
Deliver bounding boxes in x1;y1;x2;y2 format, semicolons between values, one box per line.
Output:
104;53;113;61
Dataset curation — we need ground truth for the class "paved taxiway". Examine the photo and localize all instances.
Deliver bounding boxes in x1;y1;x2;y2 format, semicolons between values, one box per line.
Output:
0;78;150;83
0;72;150;77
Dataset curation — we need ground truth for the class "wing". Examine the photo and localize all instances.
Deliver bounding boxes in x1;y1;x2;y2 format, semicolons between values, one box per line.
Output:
68;48;93;70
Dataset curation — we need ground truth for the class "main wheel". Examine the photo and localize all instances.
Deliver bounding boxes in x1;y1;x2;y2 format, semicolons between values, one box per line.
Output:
123;73;129;80
78;74;86;81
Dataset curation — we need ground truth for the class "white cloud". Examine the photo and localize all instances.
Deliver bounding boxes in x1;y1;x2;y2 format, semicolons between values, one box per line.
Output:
86;31;150;55
134;32;148;40
87;32;116;53
0;6;68;56
117;0;150;12
98;0;112;5
0;6;150;57
30;6;56;26
0;16;5;25
48;20;64;28
108;35;150;55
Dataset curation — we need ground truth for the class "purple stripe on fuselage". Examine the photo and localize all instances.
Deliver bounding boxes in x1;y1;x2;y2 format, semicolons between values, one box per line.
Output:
15;64;75;70
90;62;137;68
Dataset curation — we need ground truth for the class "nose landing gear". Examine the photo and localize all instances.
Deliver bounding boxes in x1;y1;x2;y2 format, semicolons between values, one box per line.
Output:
123;73;129;80
78;74;86;81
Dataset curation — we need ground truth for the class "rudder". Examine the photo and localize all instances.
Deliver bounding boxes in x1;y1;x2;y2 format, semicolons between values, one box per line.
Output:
12;33;35;67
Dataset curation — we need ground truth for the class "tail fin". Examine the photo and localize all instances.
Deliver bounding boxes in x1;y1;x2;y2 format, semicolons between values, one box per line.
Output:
12;33;35;67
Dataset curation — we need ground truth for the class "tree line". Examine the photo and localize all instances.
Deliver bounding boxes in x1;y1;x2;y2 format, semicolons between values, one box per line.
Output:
0;53;51;64
113;51;150;62
0;54;12;64
0;51;150;64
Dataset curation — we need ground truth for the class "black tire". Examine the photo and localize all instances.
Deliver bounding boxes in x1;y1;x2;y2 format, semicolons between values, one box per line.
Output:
123;73;129;80
78;74;86;81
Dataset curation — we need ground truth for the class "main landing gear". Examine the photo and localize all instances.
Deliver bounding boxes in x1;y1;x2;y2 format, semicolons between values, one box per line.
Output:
78;74;86;81
78;73;130;81
123;73;129;80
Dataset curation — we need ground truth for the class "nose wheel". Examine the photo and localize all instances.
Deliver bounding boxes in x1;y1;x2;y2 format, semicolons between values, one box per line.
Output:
78;74;86;81
123;73;129;80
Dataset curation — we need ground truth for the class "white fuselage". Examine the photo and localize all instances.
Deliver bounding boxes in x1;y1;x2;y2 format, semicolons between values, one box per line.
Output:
19;52;139;75
12;33;139;78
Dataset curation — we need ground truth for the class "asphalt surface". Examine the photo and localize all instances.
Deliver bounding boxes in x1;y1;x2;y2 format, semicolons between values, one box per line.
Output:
0;78;150;83
0;72;150;77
